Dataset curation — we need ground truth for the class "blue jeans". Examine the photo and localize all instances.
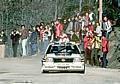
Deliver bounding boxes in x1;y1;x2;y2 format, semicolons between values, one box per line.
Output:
40;40;44;52
30;43;37;55
102;52;108;68
43;40;49;53
22;39;28;56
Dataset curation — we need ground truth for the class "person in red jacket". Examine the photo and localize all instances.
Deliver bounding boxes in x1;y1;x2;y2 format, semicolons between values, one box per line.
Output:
101;33;109;68
88;22;94;33
84;32;93;65
55;19;64;41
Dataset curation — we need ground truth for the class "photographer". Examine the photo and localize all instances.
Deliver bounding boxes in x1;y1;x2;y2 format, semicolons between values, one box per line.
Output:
91;32;101;66
10;29;21;57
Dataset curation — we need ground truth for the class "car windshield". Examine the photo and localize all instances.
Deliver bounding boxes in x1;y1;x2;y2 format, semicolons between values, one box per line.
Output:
46;44;80;55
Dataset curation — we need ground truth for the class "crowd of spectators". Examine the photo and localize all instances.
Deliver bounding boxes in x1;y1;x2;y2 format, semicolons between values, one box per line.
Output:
0;10;113;68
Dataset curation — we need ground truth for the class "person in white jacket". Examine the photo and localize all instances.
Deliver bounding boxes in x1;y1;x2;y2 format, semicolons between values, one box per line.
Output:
102;16;112;39
95;22;102;37
59;32;69;43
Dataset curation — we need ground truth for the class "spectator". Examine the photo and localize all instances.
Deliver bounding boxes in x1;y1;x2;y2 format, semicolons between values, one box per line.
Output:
50;21;56;41
73;16;81;33
55;19;64;40
59;32;69;43
78;15;84;42
66;16;81;41
95;22;102;37
10;29;21;57
71;32;79;43
89;10;96;25
84;33;92;64
102;16;112;39
29;27;38;56
36;25;40;37
84;12;90;28
45;25;51;41
65;18;73;40
63;19;68;31
20;25;29;57
88;22;94;33
43;28;49;53
37;25;45;52
91;33;101;66
101;33;109;68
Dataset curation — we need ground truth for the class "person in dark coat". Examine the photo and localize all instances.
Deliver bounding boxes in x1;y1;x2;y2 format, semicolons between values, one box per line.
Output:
29;27;38;56
101;32;109;68
51;21;56;41
10;29;21;57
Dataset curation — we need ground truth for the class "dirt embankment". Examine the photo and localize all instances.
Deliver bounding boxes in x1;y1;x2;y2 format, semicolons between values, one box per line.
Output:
107;27;120;69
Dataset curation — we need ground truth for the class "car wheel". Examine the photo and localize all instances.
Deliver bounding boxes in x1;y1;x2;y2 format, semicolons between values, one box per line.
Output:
80;70;85;74
42;70;49;73
80;65;85;74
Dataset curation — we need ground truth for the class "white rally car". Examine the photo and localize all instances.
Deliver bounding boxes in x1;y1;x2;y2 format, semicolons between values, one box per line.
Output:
41;42;85;73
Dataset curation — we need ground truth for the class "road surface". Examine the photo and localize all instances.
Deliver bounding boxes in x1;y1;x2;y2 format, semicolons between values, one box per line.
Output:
0;55;120;84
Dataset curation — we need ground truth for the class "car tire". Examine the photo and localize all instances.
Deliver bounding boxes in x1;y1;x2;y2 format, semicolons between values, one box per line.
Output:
42;70;49;73
80;64;85;74
80;70;85;74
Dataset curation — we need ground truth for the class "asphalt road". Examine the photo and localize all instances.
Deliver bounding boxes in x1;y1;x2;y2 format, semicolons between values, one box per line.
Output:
0;55;120;84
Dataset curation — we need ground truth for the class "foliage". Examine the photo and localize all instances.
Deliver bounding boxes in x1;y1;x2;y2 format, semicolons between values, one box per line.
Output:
103;0;120;20
0;0;118;30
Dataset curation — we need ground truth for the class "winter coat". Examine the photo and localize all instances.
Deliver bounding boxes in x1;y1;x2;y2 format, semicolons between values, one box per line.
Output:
20;28;29;40
71;33;79;43
91;36;101;49
84;16;90;27
10;33;21;45
29;31;38;44
88;24;94;33
84;36;92;49
96;26;102;37
59;33;69;42
102;20;112;33
101;36;109;53
55;23;63;38
66;21;73;34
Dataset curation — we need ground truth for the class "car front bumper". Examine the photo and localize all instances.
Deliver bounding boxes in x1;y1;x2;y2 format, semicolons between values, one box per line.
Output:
41;62;85;72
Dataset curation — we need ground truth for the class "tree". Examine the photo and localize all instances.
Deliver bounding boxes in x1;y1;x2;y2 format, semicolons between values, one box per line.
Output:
0;0;85;30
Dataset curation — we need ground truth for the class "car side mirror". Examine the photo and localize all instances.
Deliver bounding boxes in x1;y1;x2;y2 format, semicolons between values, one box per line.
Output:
81;51;85;54
42;58;46;62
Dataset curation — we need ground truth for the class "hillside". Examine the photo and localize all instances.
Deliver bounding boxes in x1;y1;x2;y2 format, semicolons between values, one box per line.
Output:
107;27;120;69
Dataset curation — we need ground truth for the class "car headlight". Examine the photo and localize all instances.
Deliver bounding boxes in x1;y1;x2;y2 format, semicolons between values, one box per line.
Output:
73;58;84;62
46;58;53;62
73;58;81;62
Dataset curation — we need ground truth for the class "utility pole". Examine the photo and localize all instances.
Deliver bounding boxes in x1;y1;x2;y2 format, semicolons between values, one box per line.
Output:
99;0;103;27
79;0;82;12
118;0;120;7
1;0;4;29
55;0;58;20
21;0;24;25
5;0;8;30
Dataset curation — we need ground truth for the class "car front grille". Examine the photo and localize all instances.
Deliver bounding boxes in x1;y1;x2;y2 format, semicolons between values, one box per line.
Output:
53;58;74;63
